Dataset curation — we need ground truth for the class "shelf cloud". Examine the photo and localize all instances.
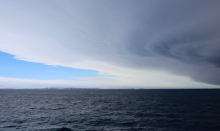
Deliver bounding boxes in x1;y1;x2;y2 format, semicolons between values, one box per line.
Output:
0;0;220;88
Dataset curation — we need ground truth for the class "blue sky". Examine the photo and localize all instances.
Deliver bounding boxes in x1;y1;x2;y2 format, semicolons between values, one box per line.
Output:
0;0;220;89
0;51;101;80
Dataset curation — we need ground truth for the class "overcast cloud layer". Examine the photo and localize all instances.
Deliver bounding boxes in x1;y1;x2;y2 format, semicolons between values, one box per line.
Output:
1;0;220;88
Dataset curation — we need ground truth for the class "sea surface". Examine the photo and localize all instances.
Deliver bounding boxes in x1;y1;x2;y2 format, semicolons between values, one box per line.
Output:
0;89;220;131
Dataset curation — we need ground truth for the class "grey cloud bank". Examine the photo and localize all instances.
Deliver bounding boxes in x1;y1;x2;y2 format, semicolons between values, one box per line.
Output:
1;0;220;87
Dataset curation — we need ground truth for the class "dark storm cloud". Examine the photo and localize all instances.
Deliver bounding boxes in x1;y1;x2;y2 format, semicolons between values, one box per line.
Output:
101;0;220;85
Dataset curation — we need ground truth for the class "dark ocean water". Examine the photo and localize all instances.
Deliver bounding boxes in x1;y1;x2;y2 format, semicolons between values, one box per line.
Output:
0;89;220;131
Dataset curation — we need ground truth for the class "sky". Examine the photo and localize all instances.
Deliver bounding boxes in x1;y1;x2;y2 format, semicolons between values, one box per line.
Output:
0;0;220;89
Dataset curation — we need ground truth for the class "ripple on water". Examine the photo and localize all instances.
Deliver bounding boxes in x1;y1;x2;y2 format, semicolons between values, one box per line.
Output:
0;89;220;131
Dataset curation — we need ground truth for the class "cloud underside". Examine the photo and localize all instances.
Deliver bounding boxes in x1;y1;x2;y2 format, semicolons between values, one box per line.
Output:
0;0;220;88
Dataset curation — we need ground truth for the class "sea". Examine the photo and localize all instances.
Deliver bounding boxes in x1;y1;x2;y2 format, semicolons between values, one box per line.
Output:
0;89;220;131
